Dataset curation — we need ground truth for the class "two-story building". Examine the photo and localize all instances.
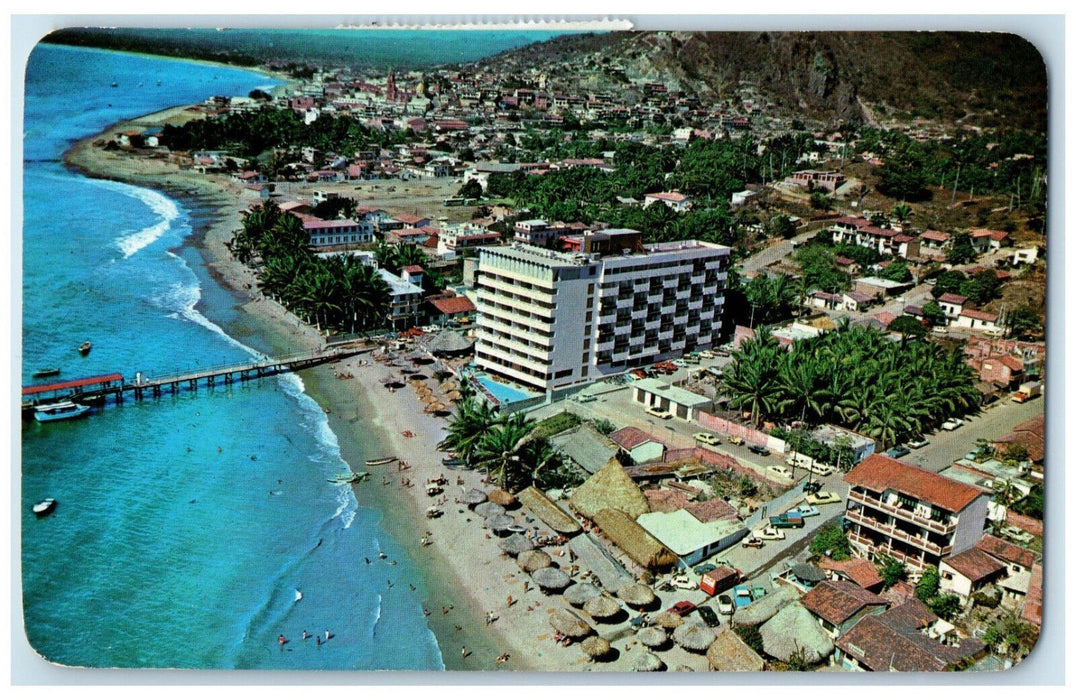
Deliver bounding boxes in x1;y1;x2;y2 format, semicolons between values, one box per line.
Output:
801;580;888;640
642;191;694;212
843;454;991;571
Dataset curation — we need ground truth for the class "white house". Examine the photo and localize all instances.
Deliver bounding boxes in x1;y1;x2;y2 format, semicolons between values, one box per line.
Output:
643;191;694;212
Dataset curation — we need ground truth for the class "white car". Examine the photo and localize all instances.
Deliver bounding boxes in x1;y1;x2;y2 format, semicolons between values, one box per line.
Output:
907;437;929;449
672;574;697;590
753;526;786;541
807;463;837;477
767;465;794;480
694;432;721;446
646;407;673;420
796;505;821;518
941;418;964;431
699;350;716;360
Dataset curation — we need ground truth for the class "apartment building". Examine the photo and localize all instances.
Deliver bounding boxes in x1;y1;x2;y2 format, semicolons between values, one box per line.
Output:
843;454;990;572
474;230;730;392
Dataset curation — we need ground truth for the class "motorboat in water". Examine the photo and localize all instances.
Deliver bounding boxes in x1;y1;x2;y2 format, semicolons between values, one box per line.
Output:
34;400;91;423
78;341;92;356
32;368;61;378
33;498;57;517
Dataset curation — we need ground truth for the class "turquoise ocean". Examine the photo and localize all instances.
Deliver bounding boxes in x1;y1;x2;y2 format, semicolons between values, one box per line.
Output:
20;33;553;670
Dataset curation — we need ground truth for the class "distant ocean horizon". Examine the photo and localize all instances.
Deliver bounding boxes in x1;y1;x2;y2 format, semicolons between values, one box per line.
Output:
20;32;561;670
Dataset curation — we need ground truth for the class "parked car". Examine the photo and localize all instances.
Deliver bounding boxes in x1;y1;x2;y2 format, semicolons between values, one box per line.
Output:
693;432;721;446
753;526;785;541
741;536;764;549
806;491;842;505
728;436;745;446
886;445;911;459
696;605;720;628
769;512;805;528
668;601;697;616
807;463;837;476
767;465;794;480
693;563;717;576
698;350;716;360
716;594;735;616
796;505;821;517
748;444;771;456
907;436;929;449
941;418;964;431
646;407;673;420
672;574;697;590
732;585;753;608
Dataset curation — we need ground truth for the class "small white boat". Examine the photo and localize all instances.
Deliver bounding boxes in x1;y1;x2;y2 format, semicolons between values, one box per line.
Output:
366;456;396;467
34;401;91;423
33;498;57;517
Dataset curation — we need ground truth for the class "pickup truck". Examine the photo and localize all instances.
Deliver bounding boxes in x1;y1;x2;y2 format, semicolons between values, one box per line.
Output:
732;584;753;608
1012;381;1042;403
769;512;805;528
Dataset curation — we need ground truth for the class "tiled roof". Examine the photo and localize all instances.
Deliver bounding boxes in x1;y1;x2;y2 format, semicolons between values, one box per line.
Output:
921;230;950;242
817;557;884;591
844;454;989;513
937;293;967;305
976;534;1036;570
960;309;999;322
645;191;689;202
800;580;887;627
942;547;1007;583
1021;563;1043;627
427;295;475;316
836;614;985;671
609;426;662;451
879;598;937;630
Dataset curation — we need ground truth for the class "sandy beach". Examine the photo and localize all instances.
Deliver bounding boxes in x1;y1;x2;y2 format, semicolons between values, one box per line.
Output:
62;114;717;674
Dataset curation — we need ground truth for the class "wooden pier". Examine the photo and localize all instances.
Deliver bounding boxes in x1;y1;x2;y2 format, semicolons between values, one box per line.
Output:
22;347;364;413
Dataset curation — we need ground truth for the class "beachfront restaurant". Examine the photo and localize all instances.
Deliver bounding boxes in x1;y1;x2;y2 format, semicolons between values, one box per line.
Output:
636;509;749;567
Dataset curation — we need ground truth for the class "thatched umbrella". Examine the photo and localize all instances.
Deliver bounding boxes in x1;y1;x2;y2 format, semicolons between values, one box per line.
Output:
616;582;655;608
474;502;505;519
563;581;601;607
487;514;516;535
580;636;612;660
549;607;592;639
633;652;665;672
650;610;685;630
461;488;488;507
498;532;534;556
444;390;463;402
488;488;516;507
583;596;621;620
517;549;552;573
531;567;572;592
440;380;459;392
636;626;668;648
673;623;716;653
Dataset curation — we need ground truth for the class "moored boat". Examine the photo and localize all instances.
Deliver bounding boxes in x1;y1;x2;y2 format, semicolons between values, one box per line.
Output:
365;456;396;466
33;498;57;517
32;368;61;378
78;341;92;356
34;400;91;422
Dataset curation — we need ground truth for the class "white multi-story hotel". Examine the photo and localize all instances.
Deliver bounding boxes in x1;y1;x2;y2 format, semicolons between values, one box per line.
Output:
474;229;730;392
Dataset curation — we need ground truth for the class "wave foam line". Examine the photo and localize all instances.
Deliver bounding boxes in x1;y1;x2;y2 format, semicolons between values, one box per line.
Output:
98;180;181;258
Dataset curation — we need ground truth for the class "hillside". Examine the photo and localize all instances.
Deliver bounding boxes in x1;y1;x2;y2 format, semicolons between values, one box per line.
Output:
482;31;1047;132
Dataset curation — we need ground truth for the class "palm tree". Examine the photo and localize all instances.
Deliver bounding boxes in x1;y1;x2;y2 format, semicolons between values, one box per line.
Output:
892;202;912;227
471;412;543;491
721;334;783;428
444;398;502;464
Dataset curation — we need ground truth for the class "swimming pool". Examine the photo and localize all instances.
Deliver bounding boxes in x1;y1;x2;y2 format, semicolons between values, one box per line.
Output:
473;373;539;406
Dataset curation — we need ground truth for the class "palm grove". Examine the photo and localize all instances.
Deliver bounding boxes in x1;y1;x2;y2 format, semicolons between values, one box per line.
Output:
720;323;980;451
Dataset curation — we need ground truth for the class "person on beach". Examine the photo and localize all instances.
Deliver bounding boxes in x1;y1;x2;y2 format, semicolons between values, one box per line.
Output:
325;630;332;642
461;646;470;659
302;630;310;640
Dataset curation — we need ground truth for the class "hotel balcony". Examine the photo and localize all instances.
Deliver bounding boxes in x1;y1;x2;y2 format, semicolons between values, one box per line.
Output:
843;508;952;558
847;531;934;571
847;490;956;536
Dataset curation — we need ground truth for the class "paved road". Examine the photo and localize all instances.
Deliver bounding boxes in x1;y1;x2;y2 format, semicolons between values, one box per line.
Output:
901;397;1044;473
741;230;816;277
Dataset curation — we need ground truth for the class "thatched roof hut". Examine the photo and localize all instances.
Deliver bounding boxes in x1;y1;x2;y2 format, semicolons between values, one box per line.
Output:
636;626;668;648
517;486;581;535
580;636;612;660
583;596;622;620
591;508;678;570
633;652;666;672
650;610;685;630
532;567;572;592
461;488;488;506
498;532;534;556
706;627;765;672
488;488;517;507
517;549;552;574
759;601;834;664
563;581;601;607
474;502;505;519
672;623;716;653
426;330;474;357
730;584;800;627
549;607;593;638
616;582;655;607
569;459;650;521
